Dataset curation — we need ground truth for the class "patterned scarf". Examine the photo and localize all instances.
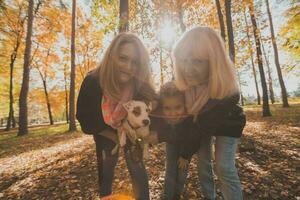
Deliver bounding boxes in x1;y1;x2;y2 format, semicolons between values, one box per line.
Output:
101;83;134;129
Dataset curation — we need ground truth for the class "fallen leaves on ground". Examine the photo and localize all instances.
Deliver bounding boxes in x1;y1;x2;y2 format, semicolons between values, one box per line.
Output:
0;108;299;200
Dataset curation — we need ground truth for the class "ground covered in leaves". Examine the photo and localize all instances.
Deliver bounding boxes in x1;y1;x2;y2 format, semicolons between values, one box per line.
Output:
0;103;299;200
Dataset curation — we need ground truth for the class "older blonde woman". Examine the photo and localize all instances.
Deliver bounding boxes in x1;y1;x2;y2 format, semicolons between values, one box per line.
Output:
76;33;156;200
171;27;246;200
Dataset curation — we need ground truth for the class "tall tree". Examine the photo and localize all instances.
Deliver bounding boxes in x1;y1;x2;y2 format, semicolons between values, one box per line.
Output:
6;42;18;130
119;0;129;32
18;0;35;136
237;70;245;106
69;0;77;131
243;9;261;105
37;68;54;125
225;0;235;62
261;42;275;104
33;48;55;125
248;3;271;116
215;0;226;40
176;0;186;32
224;0;245;104
265;0;289;107
160;47;164;85
63;64;69;123
0;1;27;131
5;27;23;131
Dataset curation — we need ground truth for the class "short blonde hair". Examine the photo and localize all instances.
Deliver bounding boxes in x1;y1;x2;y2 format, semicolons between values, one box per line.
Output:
172;26;239;99
99;33;154;102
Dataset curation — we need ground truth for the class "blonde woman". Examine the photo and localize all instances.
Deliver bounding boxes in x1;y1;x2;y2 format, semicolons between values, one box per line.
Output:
76;33;156;199
170;27;246;200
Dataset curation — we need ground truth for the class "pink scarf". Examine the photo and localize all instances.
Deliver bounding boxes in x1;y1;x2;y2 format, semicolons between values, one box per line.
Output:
101;84;134;129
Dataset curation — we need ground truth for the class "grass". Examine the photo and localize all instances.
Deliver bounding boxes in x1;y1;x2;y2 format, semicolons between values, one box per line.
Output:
0;124;83;159
244;102;300;126
0;124;68;141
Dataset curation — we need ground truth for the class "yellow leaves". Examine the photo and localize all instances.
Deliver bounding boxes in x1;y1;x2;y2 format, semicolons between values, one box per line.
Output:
34;6;67;46
92;0;118;33
279;4;300;60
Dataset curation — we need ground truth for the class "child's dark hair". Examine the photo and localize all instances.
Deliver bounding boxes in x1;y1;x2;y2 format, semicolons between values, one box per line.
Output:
159;81;185;102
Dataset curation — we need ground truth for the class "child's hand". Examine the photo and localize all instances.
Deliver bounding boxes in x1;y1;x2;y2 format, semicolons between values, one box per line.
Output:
178;157;189;170
145;131;159;145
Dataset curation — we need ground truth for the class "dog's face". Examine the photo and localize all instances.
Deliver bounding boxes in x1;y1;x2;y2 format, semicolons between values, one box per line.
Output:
123;100;152;129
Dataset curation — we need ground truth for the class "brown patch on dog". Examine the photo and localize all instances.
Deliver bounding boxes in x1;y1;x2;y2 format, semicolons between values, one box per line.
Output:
133;106;141;117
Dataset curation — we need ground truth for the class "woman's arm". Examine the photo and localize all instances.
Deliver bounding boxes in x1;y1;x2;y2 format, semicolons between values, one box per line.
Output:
149;116;172;143
178;117;204;160
178;102;246;159
76;73;110;134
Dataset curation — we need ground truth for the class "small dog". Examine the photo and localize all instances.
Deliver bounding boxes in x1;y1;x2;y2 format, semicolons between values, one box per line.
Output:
113;100;152;159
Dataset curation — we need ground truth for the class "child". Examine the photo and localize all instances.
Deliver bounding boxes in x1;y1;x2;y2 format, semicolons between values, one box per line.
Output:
150;81;196;200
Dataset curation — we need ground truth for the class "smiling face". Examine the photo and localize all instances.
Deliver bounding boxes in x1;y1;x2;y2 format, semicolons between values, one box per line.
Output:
172;27;212;90
162;96;186;125
181;58;209;87
117;43;139;84
123;100;152;128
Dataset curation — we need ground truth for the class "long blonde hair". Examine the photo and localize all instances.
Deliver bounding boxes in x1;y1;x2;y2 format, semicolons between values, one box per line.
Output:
98;33;155;102
172;26;239;115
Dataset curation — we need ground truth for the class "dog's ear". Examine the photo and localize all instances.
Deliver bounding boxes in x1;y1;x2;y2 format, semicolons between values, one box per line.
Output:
145;101;151;109
146;100;157;111
123;101;132;111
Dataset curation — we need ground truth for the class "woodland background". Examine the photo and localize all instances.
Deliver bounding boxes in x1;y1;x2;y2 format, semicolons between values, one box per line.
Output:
0;0;299;199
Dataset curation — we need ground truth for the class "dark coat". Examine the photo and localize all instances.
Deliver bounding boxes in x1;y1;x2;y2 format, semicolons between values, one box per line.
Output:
76;69;156;136
76;69;111;135
151;94;246;160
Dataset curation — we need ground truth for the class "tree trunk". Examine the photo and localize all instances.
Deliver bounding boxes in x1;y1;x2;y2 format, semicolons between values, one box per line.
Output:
18;0;34;136
160;47;164;85
252;58;262;105
5;40;20;131
177;1;186;33
225;0;235;62
215;0;226;41
265;0;289;107
64;65;69;123
248;4;271;116
243;9;261;105
42;79;54;125
237;70;244;106
69;0;77;131
119;0;129;32
261;41;275;104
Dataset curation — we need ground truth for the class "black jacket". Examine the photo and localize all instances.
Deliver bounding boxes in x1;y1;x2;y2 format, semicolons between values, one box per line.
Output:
76;69;156;136
150;116;197;159
76;69;111;135
151;94;246;160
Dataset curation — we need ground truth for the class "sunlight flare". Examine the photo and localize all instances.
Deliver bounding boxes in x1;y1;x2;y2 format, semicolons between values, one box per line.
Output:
158;19;176;48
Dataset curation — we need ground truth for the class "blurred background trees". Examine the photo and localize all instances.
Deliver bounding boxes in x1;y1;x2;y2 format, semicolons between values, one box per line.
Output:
0;0;299;134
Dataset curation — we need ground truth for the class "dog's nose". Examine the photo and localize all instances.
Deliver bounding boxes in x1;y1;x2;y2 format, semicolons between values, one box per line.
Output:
142;119;149;126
